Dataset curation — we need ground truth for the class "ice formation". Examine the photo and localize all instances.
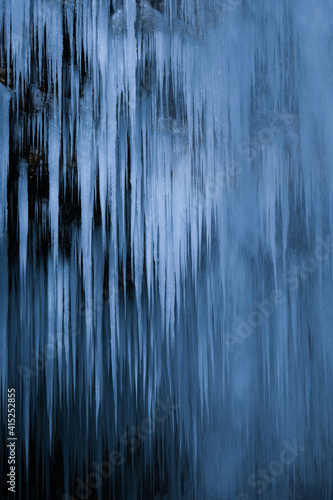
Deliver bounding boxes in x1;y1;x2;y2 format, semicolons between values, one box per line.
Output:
1;0;333;498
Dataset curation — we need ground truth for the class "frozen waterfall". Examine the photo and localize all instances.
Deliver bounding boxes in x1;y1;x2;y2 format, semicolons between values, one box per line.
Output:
1;0;333;498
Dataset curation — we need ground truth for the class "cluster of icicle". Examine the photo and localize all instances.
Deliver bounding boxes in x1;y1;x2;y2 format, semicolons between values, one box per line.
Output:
1;0;333;498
